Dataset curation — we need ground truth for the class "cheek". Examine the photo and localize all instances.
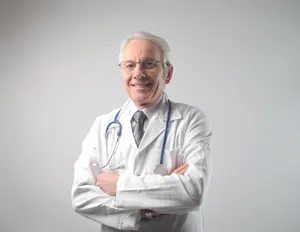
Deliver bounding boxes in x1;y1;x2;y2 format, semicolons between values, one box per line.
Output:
157;75;166;87
152;72;165;86
122;74;131;85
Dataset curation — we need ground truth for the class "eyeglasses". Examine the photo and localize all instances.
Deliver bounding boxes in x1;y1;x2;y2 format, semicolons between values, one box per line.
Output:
118;59;162;72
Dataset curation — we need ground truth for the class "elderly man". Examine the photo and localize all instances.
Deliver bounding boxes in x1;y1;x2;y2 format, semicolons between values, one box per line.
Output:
71;31;212;232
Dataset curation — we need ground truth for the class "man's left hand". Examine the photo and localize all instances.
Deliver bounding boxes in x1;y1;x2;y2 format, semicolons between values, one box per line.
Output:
96;172;119;196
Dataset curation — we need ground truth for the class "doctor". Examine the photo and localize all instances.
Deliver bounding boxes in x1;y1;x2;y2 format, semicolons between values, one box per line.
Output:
71;31;212;232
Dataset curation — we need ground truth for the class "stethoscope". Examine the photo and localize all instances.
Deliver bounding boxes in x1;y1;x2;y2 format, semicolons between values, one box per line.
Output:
94;100;172;176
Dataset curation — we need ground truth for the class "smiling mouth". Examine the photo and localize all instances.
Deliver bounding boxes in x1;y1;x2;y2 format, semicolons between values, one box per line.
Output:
131;83;151;88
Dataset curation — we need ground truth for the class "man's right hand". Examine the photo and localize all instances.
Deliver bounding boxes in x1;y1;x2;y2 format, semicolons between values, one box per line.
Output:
170;164;189;175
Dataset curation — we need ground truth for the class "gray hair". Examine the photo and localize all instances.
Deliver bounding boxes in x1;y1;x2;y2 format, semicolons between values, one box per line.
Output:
119;31;172;69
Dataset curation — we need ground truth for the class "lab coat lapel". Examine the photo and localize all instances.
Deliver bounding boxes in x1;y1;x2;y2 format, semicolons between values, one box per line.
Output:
138;98;182;152
117;99;137;149
138;115;165;151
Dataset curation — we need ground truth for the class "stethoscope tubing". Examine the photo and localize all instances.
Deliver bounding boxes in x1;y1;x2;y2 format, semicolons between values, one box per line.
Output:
159;100;171;164
102;100;171;170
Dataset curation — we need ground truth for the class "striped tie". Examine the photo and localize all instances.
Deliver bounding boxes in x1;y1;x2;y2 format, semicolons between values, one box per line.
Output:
132;111;147;147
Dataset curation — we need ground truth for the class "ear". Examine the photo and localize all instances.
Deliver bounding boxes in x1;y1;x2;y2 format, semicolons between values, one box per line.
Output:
165;65;173;84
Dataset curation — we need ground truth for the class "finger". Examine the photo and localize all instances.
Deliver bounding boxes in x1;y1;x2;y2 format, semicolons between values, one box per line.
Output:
171;167;183;174
177;167;188;175
172;164;188;173
171;164;188;174
175;165;189;175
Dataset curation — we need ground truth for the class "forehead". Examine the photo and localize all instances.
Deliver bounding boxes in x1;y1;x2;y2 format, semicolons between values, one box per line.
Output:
122;39;162;61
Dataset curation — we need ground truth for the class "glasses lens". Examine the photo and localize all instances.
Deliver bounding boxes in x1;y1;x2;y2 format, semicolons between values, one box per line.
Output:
120;60;159;71
142;60;157;69
121;61;135;70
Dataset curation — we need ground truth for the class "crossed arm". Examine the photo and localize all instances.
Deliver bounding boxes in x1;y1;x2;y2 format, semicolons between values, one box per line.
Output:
96;164;188;196
96;164;189;218
71;153;192;230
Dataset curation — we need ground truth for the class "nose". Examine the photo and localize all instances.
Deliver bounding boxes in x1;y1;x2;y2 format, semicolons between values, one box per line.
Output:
132;64;145;79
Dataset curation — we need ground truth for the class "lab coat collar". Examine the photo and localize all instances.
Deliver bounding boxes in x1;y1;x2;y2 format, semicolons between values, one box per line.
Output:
155;92;181;122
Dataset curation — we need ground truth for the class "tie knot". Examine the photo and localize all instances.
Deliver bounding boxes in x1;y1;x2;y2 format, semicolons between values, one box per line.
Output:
133;110;147;123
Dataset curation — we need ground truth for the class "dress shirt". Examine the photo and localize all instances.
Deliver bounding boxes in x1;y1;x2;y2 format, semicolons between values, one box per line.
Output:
129;94;163;132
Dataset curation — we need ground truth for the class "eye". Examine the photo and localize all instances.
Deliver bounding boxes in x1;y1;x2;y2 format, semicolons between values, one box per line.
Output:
143;60;156;69
124;62;135;68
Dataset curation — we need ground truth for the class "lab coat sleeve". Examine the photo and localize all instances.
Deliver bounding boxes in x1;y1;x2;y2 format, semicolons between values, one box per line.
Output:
115;110;212;214
71;119;141;230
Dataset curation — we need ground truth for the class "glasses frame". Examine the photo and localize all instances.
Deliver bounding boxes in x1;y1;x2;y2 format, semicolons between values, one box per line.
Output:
118;59;164;71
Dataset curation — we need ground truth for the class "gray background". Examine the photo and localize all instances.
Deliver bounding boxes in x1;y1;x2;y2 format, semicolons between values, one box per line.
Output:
1;1;299;232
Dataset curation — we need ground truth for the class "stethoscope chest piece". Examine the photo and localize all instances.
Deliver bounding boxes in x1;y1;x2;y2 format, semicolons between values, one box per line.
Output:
154;164;168;176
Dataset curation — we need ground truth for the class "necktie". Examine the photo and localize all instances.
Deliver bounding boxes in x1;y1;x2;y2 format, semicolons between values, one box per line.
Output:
132;111;147;147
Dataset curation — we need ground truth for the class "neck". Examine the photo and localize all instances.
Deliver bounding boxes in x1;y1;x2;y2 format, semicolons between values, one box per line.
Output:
134;94;163;110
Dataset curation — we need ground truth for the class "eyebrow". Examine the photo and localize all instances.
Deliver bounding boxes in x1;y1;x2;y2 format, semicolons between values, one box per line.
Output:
122;58;157;62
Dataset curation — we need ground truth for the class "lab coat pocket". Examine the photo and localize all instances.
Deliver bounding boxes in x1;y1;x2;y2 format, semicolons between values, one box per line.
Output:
109;144;132;174
164;146;183;171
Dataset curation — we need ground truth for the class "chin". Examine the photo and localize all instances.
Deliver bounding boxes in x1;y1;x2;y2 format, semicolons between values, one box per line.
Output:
130;94;149;105
133;95;149;103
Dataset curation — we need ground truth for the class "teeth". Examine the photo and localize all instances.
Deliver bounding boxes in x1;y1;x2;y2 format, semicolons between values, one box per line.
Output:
132;83;149;87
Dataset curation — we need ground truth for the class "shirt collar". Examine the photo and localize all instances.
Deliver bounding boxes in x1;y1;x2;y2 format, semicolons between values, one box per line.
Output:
129;93;163;121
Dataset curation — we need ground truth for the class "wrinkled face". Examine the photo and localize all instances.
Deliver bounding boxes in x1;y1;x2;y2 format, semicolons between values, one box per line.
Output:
120;39;172;109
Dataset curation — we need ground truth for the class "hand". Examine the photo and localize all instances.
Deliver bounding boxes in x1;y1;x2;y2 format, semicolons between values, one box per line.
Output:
170;164;189;175
95;172;119;196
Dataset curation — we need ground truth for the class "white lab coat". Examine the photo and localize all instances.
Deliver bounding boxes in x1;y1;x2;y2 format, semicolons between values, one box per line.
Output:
71;93;212;232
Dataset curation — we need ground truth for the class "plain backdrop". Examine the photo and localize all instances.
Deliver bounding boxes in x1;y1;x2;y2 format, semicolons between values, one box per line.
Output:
0;1;299;232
